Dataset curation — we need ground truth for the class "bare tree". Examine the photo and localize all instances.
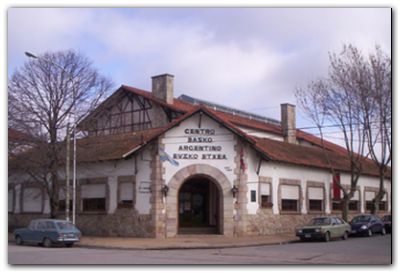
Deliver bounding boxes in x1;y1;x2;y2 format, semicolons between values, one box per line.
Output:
8;50;113;218
296;44;388;221
351;46;391;214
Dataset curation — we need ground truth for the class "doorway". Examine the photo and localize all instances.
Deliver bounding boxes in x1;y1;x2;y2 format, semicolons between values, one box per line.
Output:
178;176;220;234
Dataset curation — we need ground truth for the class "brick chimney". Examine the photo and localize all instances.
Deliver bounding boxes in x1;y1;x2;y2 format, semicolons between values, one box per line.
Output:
281;103;296;144
152;74;174;104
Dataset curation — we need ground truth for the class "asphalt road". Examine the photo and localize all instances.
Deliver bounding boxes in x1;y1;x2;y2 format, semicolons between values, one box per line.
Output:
8;234;392;265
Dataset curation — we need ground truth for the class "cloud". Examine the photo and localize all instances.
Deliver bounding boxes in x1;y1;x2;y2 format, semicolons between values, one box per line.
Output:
7;7;391;125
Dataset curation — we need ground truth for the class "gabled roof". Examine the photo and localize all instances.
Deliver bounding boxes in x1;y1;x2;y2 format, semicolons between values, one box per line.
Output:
73;85;388;178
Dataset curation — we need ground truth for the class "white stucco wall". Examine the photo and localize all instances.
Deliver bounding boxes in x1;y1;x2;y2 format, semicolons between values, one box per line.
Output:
162;113;237;187
245;154;391;216
257;162;333;215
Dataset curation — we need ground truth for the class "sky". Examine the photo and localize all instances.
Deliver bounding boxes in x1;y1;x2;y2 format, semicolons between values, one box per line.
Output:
7;7;391;136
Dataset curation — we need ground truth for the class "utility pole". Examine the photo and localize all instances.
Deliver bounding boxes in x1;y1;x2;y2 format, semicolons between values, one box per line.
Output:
65;123;71;221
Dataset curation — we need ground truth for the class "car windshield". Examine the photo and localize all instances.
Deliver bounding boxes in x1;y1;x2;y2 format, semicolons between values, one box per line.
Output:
309;218;330;226
56;221;76;230
382;215;391;221
351;215;371;223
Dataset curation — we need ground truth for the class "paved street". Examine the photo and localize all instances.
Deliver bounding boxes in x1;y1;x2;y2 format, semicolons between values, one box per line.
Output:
8;234;391;265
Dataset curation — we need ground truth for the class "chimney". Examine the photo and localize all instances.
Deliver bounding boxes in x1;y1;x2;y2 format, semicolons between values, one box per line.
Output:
281;103;296;144
152;74;174;104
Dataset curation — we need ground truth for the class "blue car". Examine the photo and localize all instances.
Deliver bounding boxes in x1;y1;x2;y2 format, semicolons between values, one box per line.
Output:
350;214;386;237
13;219;81;247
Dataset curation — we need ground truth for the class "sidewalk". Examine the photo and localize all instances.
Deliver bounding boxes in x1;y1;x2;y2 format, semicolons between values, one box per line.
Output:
77;233;297;250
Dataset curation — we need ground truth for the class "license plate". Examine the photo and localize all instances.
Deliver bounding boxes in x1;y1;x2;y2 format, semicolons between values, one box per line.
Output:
305;234;311;238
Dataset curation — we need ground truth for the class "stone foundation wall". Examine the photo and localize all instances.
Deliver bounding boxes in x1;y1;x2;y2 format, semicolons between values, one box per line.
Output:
9;210;154;237
244;210;383;236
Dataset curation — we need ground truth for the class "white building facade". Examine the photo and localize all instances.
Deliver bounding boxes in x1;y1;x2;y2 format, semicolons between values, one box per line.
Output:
9;74;391;238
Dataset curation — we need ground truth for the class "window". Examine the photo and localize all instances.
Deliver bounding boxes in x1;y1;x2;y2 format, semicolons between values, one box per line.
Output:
332;200;342;211
309;200;323;211
83;198;106;211
365;191;375;212
366;201;374;211
348;200;359;211
308;187;324;212
81;183;107;212
45;221;56;231
22;187;42;213
250;190;257;202
261;195;272;208
281;185;300;212
379;201;387;211
118;178;134;208
260;182;272;208
282;199;298;211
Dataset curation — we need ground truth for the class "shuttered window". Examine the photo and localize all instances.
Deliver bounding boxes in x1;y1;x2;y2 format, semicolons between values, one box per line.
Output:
23;187;42;213
308;187;324;212
260;183;272;208
81;184;106;212
281;185;300;212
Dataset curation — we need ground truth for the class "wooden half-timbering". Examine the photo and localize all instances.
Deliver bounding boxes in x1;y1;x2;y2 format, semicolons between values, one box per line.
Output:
86;91;154;136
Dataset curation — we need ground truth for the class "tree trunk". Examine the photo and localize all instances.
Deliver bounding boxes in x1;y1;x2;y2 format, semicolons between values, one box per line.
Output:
371;169;386;215
341;197;349;222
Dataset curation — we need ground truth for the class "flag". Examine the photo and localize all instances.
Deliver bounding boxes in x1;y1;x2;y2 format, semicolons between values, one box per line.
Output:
333;173;341;200
159;148;179;167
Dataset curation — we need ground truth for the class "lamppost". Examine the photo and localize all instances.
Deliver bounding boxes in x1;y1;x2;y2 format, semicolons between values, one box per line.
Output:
25;51;78;224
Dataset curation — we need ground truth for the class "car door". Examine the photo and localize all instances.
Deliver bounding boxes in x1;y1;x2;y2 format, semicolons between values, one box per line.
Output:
27;221;40;242
35;221;47;243
370;216;379;233
331;218;342;238
335;217;346;236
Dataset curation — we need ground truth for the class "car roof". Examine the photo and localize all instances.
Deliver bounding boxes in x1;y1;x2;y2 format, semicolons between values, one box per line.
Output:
31;219;71;223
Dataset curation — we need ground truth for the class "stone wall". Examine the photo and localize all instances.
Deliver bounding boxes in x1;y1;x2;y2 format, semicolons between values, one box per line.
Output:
244;210;388;236
9;210;153;237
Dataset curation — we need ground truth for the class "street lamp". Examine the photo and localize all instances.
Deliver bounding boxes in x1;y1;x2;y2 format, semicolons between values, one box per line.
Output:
25;51;78;225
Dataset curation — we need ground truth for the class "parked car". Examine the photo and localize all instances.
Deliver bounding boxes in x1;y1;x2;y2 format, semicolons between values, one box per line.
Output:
296;216;351;242
381;215;392;233
350;214;386;236
13;219;81;248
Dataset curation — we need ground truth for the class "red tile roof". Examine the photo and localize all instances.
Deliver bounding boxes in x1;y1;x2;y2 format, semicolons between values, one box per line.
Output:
253;136;388;177
73;85;389;178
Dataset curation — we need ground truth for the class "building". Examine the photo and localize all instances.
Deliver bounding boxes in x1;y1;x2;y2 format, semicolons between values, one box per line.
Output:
8;74;391;238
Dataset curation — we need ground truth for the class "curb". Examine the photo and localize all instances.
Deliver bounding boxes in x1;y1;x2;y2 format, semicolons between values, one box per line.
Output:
75;238;298;251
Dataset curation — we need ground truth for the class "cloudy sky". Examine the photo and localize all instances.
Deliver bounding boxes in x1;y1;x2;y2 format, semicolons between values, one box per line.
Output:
7;8;391;133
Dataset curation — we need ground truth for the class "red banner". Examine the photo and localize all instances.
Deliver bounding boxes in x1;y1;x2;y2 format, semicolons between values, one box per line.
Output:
333;173;341;200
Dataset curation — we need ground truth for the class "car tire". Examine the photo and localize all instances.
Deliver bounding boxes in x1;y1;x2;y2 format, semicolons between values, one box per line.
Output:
367;229;373;237
15;235;23;246
65;243;74;248
324;232;330;242
43;237;52;248
381;228;386;235
342;231;348;240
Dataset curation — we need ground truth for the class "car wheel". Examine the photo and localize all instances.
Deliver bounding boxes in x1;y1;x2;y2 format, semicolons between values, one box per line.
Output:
43;237;52;248
342;231;348;240
324;232;330;242
381;228;386;235
65;243;74;248
15;235;23;246
367;229;373;237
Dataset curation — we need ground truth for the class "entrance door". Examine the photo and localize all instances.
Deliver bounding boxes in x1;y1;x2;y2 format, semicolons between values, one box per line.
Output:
178;177;219;233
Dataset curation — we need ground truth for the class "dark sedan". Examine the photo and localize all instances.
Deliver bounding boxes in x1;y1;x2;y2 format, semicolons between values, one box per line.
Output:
14;219;81;247
350;214;386;237
381;215;392;233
